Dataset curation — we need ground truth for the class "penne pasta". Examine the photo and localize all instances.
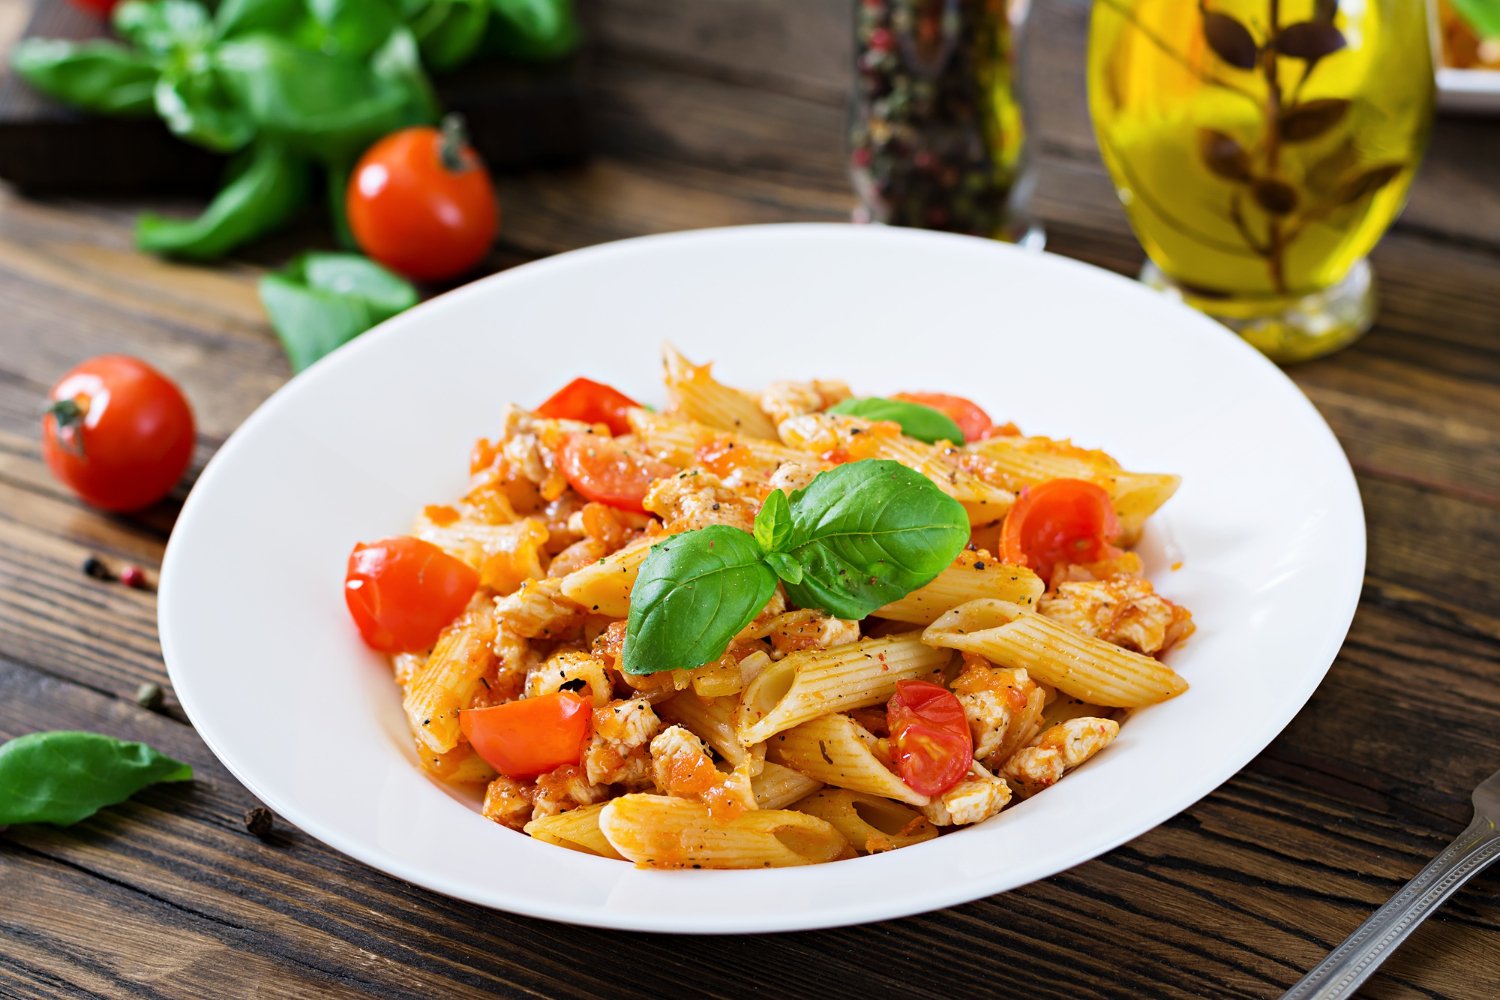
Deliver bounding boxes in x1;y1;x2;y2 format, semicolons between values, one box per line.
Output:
416;744;498;785
794;788;939;854
737;632;952;745
923;600;1188;708
493;577;585;640
662;344;781;440
598;794;849;868
524;802;626;860
874;551;1044;625
765;713;928;807
403;598;497;755
658;691;765;772
414;513;550;592
557;535;654;618
751;762;824;809
628;408;811;472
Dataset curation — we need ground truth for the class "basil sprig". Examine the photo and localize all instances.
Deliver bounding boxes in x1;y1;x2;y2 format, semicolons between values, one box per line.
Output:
0;731;193;827
621;460;968;674
259;252;419;371
827;396;965;445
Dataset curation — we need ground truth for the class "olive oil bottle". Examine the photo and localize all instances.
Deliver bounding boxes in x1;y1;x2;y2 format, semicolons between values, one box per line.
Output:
1089;0;1433;362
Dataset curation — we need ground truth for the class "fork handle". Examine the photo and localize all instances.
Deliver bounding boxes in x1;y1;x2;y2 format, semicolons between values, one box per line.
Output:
1281;815;1500;1000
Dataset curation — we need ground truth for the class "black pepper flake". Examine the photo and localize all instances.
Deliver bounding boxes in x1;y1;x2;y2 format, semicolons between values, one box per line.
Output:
973;561;986;571
243;806;275;841
134;682;164;711
711;503;721;511
82;555;112;581
818;740;834;766
559;678;586;692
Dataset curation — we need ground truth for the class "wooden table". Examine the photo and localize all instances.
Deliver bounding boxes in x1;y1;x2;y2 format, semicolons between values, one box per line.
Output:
3;2;1498;997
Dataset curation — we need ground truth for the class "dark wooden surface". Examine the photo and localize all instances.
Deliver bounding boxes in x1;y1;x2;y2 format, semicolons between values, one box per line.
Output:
0;1;588;194
2;1;1499;997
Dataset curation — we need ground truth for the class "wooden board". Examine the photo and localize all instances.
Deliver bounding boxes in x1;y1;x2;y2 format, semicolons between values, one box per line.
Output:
0;0;589;195
1;0;1499;997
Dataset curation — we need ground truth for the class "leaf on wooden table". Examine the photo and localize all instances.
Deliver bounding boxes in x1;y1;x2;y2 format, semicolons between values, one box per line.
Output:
1199;128;1253;182
1278;98;1351;143
1202;10;1259;69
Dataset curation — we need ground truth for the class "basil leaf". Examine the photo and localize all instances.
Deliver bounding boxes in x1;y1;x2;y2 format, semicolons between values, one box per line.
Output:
409;0;491;71
0;731;192;827
487;0;580;61
113;0;215;57
154;68;256;152
763;550;803;585
260;252;418;371
1450;0;1500;39
781;459;969;620
306;0;405;58
11;40;160;117
136;139;309;259
827;397;965;445
215;0;304;39
623;525;777;675
753;488;791;555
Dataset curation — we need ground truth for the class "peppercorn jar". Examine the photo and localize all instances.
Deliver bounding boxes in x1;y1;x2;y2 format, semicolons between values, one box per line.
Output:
850;0;1038;243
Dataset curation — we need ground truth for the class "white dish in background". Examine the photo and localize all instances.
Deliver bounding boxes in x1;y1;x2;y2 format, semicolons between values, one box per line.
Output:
1438;66;1500;113
160;224;1365;933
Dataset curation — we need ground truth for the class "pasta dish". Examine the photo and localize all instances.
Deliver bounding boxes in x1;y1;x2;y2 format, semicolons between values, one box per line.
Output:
341;347;1194;868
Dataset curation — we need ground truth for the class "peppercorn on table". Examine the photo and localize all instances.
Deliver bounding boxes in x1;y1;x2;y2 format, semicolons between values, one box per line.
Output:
2;1;1499;997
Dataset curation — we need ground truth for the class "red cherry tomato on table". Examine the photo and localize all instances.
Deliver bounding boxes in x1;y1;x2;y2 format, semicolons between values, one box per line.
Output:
347;115;498;282
66;0;121;14
557;433;675;514
999;478;1121;583
535;377;642;436
344;537;478;652
891;392;993;442
41;355;195;512
461;692;593;779
887;680;973;797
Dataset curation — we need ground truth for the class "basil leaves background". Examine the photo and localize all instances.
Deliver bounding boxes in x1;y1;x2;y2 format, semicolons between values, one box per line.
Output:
0;731;193;827
260;253;419;371
622;460;968;674
827;396;965;445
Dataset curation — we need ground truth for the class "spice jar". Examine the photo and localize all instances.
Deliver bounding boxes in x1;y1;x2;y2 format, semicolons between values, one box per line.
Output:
850;0;1037;242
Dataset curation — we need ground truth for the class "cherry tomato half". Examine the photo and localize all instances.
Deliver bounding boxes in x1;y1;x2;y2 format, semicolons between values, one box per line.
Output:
460;692;593;779
892;392;993;442
535;377;642;436
344;537;478;652
347;116;498;282
41;355;195;512
888;680;973;797
999;478;1121;583
557;433;675;514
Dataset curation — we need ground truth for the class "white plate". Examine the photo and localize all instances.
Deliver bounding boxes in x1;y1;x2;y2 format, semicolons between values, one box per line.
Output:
160;224;1364;933
1438;66;1500;113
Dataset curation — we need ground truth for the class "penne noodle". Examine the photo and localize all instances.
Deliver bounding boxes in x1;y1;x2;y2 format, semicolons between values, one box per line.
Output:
658;691;765;772
557;535;654;618
414;513;549;592
794;788;938;854
629;408;811;472
737;632;952;745
416;744;497;785
524;802;626;860
403;598;496;755
874;551;1044;625
599;794;848;868
765;713;928;807
923;600;1188;708
662;344;781;440
493;577;585;640
751;762;824;809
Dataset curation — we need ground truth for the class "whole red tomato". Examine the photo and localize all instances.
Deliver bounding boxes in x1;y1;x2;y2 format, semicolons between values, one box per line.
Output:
67;0;122;15
347;115;499;282
41;356;195;512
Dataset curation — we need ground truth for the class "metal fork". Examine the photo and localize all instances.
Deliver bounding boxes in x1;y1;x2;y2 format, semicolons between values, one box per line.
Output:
1281;767;1500;999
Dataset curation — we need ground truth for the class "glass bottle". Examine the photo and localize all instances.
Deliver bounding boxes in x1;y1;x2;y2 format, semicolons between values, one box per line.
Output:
851;0;1038;243
1088;0;1433;362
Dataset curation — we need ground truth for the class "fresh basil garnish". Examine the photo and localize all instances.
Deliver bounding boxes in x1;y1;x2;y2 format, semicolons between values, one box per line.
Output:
621;459;969;672
622;525;778;675
779;460;969;619
827;396;965;445
0;731;193;827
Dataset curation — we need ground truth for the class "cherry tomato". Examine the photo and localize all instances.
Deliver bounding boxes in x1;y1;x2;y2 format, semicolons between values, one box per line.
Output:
892;392;993;442
344;537;478;652
347;115;498;282
41;355;195;512
535;377;642;436
460;692;593;779
887;680;972;797
557;433;675;514
999;478;1121;582
67;0;121;14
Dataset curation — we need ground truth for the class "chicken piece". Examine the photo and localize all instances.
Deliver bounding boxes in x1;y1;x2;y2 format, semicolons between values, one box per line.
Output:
1038;576;1194;655
525;647;614;707
1002;717;1120;798
482;774;535;831
920;763;1013;827
471;404;591;506
950;656;1043;763
758;379;852;427
583;697;661;788
765;459;824;496
642;469;759;533
532;764;608;820
492;577;586;641
767;613;861;656
649;725;756;821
